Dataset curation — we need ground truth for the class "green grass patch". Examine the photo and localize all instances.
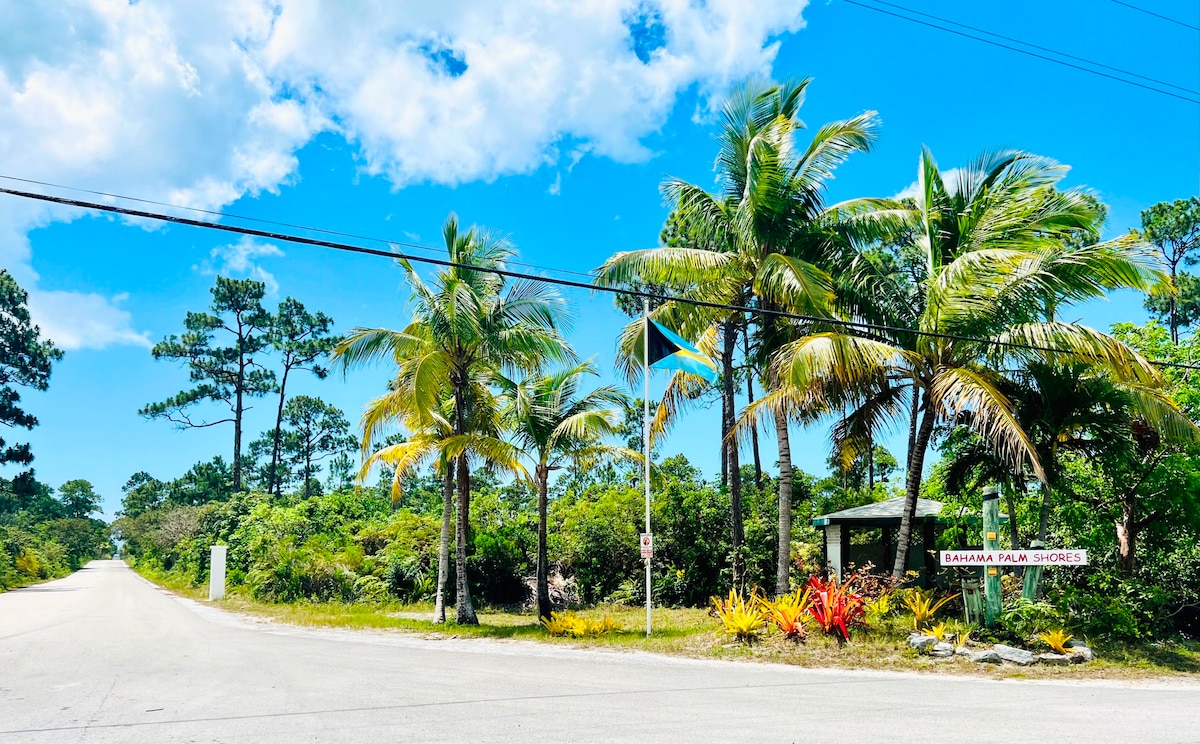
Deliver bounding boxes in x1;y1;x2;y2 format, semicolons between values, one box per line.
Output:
132;563;1200;681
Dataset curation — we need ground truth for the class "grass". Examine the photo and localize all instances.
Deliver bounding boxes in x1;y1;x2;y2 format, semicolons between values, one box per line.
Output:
132;564;1200;682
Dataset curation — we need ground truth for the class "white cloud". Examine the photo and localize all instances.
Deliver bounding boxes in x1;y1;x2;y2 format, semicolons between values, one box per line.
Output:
893;167;965;201
548;172;562;196
26;289;150;350
198;236;285;295
0;0;809;349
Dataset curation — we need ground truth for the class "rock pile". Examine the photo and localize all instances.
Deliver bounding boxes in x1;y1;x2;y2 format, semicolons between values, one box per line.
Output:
907;633;1095;665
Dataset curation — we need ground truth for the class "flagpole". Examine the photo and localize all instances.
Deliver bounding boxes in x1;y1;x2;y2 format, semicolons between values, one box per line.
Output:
643;298;652;637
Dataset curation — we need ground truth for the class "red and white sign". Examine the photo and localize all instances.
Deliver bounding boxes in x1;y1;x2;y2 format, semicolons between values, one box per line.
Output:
940;550;1088;566
640;533;653;559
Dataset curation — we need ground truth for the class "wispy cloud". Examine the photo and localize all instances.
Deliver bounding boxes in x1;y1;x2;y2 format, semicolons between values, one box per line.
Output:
197;236;284;295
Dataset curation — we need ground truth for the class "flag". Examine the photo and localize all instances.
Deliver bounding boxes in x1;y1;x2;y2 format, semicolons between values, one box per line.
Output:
645;319;719;382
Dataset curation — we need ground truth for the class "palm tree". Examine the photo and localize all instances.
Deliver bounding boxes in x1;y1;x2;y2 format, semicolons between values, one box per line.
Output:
596;77;886;593
942;361;1196;557
746;147;1168;578
336;215;571;624
353;381;518;623
497;362;634;621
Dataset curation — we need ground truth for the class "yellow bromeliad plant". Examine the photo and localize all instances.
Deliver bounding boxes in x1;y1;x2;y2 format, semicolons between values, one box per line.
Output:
760;587;812;641
863;591;894;626
928;621;950;642
710;587;767;643
1038;629;1073;654
902;588;959;631
541;612;621;638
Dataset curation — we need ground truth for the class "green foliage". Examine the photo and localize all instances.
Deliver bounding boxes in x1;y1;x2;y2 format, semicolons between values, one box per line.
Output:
57;479;101;519
0;269;63;484
999;598;1067;641
140;276;277;491
1049;571;1171;641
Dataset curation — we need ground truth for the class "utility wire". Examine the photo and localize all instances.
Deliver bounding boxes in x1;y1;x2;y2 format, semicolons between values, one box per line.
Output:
844;0;1200;104
1111;0;1200;31
4;183;1200;372
865;0;1198;95
0;175;601;282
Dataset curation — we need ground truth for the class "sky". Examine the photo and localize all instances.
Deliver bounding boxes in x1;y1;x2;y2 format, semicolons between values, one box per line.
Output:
2;0;1198;517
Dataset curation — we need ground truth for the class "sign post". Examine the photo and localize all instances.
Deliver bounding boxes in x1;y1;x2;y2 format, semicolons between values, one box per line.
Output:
209;544;227;601
642;299;653;637
982;485;1002;627
1021;540;1045;601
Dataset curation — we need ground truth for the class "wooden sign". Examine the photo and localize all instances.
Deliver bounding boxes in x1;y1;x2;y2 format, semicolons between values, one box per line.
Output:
941;549;1088;566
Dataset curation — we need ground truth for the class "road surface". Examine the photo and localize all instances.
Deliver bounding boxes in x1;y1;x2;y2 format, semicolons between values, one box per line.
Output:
1;560;1198;743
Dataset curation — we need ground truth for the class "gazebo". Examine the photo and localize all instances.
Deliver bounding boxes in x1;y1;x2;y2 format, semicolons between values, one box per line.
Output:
812;497;946;585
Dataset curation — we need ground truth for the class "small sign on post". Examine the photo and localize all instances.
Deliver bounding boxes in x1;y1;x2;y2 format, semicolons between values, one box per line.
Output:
639;533;653;559
209;545;227;601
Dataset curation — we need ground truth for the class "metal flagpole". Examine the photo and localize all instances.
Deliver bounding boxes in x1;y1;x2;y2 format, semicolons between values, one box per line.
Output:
644;299;652;637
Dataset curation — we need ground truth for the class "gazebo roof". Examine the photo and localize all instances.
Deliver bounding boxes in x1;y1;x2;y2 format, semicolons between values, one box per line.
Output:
812;497;944;527
812;496;1008;527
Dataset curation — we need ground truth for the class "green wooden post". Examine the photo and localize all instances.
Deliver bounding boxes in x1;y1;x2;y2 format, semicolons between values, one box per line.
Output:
1021;540;1045;601
961;574;983;624
982;485;1002;627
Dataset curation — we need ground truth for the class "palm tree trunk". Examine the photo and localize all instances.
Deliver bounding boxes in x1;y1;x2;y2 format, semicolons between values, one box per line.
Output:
536;464;552;622
1037;483;1052;543
893;389;934;579
867;444;875;491
1116;500;1137;575
1006;479;1023;550
434;463;453;623
743;324;762;490
721;321;744;589
452;378;478;625
774;413;793;596
270;366;290;497
455;452;477;624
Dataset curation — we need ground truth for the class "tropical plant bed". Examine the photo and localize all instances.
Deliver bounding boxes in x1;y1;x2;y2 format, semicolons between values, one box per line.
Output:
137;567;1199;681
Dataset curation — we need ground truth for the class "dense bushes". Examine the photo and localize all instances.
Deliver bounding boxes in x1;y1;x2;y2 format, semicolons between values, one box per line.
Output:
117;453;821;612
1;476;112;590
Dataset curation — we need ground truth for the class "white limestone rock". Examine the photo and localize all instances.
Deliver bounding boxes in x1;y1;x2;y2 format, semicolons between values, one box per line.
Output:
907;633;937;653
992;644;1036;666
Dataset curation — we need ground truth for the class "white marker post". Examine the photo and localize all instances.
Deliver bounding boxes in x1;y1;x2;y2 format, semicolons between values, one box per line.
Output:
643;298;653;637
209;545;227;601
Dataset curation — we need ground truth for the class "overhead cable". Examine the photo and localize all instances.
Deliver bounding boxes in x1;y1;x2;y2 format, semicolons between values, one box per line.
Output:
3;183;1200;372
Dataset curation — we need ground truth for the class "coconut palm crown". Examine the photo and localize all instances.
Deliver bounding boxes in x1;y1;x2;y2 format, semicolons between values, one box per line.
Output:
745;147;1172;578
336;214;572;623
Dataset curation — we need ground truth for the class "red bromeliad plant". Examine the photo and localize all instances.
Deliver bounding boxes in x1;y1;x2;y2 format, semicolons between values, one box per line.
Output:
806;574;867;642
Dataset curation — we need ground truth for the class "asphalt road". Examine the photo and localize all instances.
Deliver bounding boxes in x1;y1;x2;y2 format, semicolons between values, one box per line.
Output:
1;560;1198;743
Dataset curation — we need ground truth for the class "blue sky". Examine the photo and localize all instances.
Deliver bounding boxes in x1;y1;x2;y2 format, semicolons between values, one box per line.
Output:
3;0;1197;516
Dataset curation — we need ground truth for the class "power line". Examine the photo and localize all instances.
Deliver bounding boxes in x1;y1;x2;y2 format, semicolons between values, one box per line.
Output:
1111;0;1200;31
3;183;1200;373
844;0;1200;105
0;175;601;283
865;0;1198;95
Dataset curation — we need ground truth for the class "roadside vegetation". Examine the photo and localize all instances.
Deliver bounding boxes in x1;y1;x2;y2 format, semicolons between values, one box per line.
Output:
0;271;112;589
5;78;1200;675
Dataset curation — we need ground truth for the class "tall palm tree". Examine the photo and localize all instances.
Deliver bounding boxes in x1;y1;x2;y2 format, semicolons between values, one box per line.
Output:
497;362;634;621
746;147;1168;578
596;77;886;593
353;380;519;623
336;215;571;624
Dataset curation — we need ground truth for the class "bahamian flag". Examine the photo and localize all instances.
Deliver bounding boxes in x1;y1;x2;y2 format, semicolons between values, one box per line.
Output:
645;319;719;382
